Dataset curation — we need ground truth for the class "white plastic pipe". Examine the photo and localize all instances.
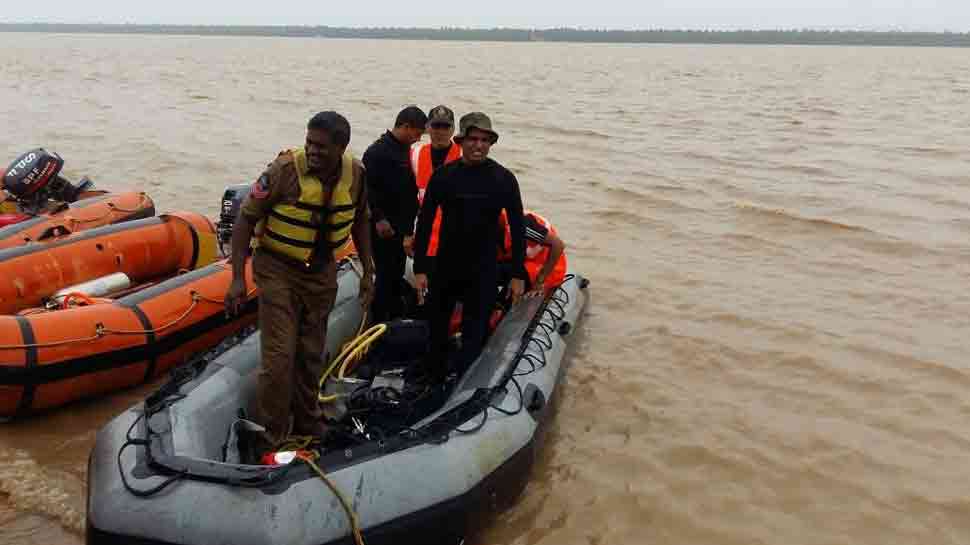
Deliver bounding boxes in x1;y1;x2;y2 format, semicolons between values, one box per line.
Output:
52;272;131;304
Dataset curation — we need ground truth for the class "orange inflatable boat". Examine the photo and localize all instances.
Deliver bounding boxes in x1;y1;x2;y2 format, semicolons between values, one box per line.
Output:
0;148;156;247
0;191;155;249
0;212;260;417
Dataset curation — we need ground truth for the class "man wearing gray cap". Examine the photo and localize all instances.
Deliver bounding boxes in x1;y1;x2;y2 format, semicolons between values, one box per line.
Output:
412;112;527;383
407;105;463;273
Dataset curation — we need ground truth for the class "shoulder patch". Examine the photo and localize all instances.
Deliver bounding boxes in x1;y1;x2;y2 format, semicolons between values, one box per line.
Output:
250;173;270;199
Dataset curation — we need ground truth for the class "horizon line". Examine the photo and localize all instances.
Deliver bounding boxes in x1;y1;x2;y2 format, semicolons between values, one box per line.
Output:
2;22;969;34
3;22;969;47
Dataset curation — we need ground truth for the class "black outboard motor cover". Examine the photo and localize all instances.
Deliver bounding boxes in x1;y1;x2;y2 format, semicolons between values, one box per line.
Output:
216;183;252;255
57;176;95;202
3;148;63;199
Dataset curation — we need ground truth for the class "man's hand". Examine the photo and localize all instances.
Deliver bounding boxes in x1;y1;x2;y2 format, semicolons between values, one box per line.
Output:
359;270;375;309
414;273;428;306
224;278;247;318
526;276;545;298
508;278;525;305
375;219;396;239
402;235;414;257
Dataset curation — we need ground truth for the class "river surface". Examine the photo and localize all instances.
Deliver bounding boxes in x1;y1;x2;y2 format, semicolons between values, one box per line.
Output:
1;33;969;545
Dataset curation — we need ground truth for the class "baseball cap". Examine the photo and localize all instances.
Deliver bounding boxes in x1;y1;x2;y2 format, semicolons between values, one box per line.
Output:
427;105;455;126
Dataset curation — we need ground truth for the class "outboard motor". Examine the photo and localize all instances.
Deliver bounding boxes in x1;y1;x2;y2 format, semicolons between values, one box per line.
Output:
2;148;96;213
216;183;251;256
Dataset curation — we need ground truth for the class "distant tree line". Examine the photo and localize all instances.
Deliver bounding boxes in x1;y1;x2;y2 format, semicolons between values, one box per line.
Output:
1;23;969;47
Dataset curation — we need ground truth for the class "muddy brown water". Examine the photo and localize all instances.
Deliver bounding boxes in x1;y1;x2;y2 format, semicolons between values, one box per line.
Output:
1;33;969;545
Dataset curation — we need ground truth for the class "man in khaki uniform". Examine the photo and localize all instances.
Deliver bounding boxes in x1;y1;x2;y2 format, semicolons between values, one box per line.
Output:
225;111;374;454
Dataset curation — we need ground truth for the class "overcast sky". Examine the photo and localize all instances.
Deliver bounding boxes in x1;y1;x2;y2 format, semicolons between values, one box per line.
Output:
4;1;969;32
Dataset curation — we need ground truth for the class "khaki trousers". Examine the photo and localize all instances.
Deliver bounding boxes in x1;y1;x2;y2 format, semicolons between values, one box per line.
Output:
251;250;337;451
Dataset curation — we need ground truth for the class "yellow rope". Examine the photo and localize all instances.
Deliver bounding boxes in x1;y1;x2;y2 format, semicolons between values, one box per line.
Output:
317;261;376;403
318;323;386;403
302;454;366;545
337;325;386;379
266;431;366;545
276;435;316;452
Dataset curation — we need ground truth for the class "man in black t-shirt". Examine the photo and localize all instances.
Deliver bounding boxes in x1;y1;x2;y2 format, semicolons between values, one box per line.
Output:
413;112;527;382
363;106;427;323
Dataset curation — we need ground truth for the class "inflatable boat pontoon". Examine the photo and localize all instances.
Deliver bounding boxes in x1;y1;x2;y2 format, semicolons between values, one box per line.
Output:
86;260;589;545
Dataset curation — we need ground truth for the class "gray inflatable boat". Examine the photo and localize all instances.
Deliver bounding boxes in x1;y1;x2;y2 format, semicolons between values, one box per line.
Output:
85;259;589;545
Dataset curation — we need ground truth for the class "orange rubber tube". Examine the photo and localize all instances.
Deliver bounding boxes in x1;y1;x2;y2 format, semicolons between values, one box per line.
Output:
0;257;257;417
0;211;216;315
0;191;155;249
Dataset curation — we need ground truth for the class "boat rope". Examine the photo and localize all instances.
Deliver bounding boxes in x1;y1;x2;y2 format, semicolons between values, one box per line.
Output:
318;323;387;403
117;373;201;498
300;451;364;545
0;331;104;350
318;259;377;403
65;194;154;225
59;292;112;309
303;454;366;545
117;412;186;498
271;434;366;545
99;294;206;335
101;287;259;335
0;256;362;350
408;274;580;441
0;287;258;350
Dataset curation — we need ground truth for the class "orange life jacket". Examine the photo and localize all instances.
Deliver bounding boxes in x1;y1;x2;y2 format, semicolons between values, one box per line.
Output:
411;142;461;257
499;210;567;293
